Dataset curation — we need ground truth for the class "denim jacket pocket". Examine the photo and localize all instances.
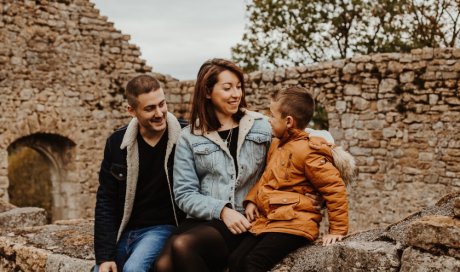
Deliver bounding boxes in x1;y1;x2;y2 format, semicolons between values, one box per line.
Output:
192;143;220;172
267;195;300;221
245;132;271;166
110;163;127;182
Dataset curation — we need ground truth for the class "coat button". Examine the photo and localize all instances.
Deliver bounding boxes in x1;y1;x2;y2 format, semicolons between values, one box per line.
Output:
283;198;287;203
119;173;123;177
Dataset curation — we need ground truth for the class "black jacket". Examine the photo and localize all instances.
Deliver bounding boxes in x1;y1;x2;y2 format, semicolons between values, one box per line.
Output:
94;115;186;264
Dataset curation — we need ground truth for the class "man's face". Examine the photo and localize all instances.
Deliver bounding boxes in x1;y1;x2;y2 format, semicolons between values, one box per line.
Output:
128;88;168;134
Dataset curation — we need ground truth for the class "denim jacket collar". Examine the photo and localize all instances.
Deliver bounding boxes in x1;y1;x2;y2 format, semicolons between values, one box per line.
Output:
201;109;265;157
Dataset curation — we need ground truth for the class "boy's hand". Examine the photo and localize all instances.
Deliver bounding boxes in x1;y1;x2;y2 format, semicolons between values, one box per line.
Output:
322;234;343;246
305;192;324;211
245;202;260;222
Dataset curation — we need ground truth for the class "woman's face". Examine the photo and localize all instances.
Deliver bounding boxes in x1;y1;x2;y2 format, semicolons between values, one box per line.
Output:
207;70;242;118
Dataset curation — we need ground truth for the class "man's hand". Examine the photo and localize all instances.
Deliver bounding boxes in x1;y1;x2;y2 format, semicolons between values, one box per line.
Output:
245;202;260;222
99;261;117;272
221;206;251;235
322;234;343;246
305;192;324;211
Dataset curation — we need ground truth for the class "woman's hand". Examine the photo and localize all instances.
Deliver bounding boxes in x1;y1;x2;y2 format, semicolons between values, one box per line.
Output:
245;202;260;222
220;206;251;234
322;234;343;246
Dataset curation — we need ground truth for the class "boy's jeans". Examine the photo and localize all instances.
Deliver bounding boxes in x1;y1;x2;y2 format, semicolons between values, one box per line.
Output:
94;224;175;272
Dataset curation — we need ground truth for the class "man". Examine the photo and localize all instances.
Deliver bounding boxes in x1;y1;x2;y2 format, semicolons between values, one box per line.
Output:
94;75;184;272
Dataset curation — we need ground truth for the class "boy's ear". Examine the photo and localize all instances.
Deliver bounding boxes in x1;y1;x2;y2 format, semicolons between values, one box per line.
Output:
286;115;296;129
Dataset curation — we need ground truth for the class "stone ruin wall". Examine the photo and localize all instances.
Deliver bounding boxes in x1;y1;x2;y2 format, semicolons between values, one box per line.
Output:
0;0;183;220
165;48;460;231
0;0;459;232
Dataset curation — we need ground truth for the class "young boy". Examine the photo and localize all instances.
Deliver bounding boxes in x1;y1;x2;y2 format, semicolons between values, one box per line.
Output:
229;86;351;272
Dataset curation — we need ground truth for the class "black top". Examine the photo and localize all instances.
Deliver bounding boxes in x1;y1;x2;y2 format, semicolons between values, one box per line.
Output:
218;126;239;175
126;131;176;230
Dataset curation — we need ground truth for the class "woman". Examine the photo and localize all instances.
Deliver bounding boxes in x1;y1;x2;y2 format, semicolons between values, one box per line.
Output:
155;58;272;271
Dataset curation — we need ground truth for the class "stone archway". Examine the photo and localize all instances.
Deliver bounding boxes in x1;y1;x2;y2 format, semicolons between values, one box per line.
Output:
7;133;77;222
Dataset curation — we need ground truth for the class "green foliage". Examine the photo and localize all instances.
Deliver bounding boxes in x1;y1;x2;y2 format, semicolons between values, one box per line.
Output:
233;0;460;71
311;104;329;130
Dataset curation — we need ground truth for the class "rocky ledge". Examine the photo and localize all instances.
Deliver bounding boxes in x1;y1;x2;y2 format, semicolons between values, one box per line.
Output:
0;193;458;271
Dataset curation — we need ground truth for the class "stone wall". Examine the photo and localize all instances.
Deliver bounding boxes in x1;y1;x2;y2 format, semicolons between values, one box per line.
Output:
165;48;460;231
1;0;459;231
0;0;182;220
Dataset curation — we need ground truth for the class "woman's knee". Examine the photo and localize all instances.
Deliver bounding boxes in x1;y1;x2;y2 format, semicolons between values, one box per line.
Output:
153;236;175;272
171;234;195;255
154;256;171;272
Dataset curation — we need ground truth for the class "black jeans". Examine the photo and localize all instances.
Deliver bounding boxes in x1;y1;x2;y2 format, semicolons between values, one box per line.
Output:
228;232;308;272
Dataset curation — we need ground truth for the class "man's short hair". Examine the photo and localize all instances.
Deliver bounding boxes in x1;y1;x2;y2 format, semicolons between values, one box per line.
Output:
125;75;161;108
271;86;315;129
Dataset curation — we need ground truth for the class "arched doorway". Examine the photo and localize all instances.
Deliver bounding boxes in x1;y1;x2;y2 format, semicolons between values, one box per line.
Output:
7;133;76;222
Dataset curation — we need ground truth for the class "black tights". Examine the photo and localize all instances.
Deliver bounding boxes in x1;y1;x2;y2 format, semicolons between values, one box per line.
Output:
155;225;229;272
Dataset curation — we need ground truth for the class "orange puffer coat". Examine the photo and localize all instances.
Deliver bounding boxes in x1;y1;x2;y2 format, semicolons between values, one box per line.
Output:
244;129;348;241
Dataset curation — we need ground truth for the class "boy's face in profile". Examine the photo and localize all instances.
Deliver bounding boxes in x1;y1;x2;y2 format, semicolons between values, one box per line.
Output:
268;100;288;139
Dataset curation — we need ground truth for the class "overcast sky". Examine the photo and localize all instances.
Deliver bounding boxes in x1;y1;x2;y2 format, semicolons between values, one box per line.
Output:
92;0;246;80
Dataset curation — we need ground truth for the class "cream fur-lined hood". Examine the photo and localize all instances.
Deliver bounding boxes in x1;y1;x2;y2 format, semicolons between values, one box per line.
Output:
306;128;357;187
116;112;181;241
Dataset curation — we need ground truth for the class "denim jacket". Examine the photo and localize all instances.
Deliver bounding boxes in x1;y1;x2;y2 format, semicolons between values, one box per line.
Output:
173;110;272;220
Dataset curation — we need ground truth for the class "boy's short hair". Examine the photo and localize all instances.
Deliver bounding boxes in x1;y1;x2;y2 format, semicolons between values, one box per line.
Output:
271;86;315;129
125;75;161;108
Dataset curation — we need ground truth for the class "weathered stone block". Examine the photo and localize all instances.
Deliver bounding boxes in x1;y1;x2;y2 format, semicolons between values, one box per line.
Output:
454;198;460;218
335;100;347;113
352;97;369;110
400;247;460;272
388;61;403;73
428;94;439;105
46;254;93;272
382;127;397;138
285;67;299;79
406;215;460;258
344;84;361;95
262;70;275;82
0;207;47;228
400;71;414;83
378;78;398;93
278;241;400;272
446;97;460;105
349;146;372;156
341;113;356;128
343;63;357;74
